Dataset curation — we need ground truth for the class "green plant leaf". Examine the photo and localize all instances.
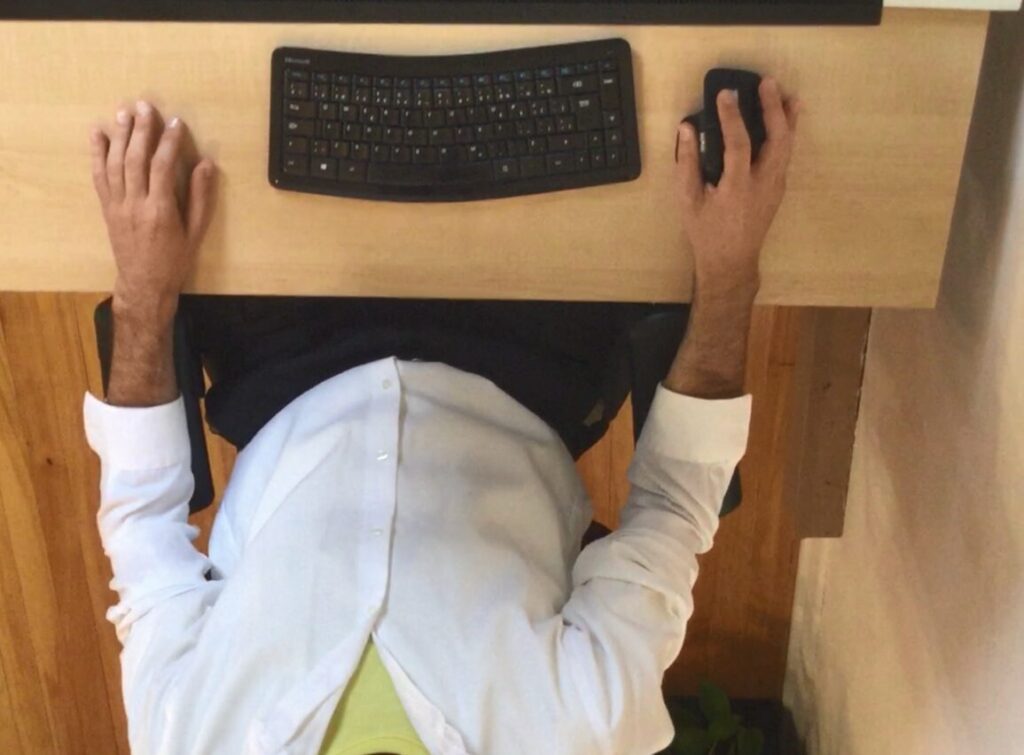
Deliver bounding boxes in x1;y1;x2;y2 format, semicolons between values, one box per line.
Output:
736;726;765;755
707;713;740;743
673;706;704;729
676;726;713;755
698;682;732;725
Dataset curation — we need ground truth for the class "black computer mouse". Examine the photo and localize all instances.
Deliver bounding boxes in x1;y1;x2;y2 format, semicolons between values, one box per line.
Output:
676;68;766;186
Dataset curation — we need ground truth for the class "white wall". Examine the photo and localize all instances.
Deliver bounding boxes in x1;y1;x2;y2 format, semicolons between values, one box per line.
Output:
783;9;1024;755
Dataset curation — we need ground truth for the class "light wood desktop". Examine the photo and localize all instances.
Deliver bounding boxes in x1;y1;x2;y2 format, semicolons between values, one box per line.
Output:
0;10;987;306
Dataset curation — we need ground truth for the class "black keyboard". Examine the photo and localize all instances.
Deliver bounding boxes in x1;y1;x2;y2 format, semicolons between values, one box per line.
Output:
269;40;640;201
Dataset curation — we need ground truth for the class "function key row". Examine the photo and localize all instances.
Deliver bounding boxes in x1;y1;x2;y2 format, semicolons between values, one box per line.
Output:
284;58;617;86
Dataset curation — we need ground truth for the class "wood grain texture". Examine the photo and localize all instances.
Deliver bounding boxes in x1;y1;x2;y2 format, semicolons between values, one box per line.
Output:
783;307;871;538
2;292;804;748
0;10;987;306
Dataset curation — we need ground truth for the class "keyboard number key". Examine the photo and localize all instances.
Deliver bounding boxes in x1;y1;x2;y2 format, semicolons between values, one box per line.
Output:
606;128;623;147
606;147;623;167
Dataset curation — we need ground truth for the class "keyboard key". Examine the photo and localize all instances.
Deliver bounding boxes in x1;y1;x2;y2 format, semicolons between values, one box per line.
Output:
574;149;590;170
606;128;623;147
391;145;411;163
331;140;350;158
455;75;472;88
373;89;392;106
286;69;310;82
496;84;515;103
527;137;546;155
515;82;535;99
536;118;555;135
434;77;452;89
557;74;598;95
580;61;598;74
285;136;309;154
425;109;446;127
314;72;331;83
396;77;412;88
529;100;548;117
371;144;390;163
334;73;351;85
603;111;621;128
363;125;382;142
382;108;402;126
588;131;604;147
332;86;351;103
536;67;554;79
466;144;488;162
286;100;315;118
536;79;556;97
474;74;492;86
362;105;381;123
323;121;341;138
287;82;309;99
339;105;358;122
494;158;520;179
351;142;370;160
405;128;428;146
438;145;460;164
318;102;338;119
606;147;622;167
599;74;620;109
590;148;606;168
337;159;367;182
416;77;433;89
394;89;412;107
507;139;528;157
384;127;404;144
600;59;617;71
571;95;601;130
411;146;438;164
556;115;575;133
516;70;534;81
376;76;394;88
312;84;330;100
488;140;508;158
435;89;453;107
496;71;514;83
558;65;576;76
283;155;309;175
354;88;371;104
520;155;546;177
546;152;574;174
402;109;423;127
455;127;473;144
312;139;329;157
356;75;372;87
285;119;315;137
366;161;493;186
311;157;337;178
515;120;535;137
342;123;361;140
430;128;455;145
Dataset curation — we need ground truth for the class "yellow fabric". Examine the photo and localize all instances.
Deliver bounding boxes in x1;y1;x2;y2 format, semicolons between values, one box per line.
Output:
318;642;429;755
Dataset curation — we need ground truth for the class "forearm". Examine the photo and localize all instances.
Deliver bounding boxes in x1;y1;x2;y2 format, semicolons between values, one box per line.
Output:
664;268;758;400
106;290;179;407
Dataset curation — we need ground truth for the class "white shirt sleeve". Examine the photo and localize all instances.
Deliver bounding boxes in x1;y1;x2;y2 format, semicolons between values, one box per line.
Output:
559;385;752;754
83;393;222;748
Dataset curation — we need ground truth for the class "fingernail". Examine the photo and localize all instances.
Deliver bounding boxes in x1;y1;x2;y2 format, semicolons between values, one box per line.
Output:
168;116;180;129
89;127;101;142
679;124;692;140
115;109;131;125
136;99;152;116
723;89;739;104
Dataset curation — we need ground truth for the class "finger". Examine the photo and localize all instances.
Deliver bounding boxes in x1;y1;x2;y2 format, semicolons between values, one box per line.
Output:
124;100;162;198
674;122;703;213
717;88;752;185
757;77;792;169
89;128;111;205
106;107;134;201
186;159;217;250
150;116;186;199
784;97;802;132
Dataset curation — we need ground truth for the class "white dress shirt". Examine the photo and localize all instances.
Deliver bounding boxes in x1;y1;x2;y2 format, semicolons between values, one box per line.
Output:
83;358;751;755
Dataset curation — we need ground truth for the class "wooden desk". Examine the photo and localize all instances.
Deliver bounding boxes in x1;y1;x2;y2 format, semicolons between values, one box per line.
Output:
0;11;987;305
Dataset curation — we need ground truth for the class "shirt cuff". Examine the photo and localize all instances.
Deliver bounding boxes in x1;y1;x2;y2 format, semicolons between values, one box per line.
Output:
637;385;752;466
83;392;190;470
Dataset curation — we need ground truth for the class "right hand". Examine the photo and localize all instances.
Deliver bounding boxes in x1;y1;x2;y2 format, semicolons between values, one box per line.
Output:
674;77;800;296
90;100;217;325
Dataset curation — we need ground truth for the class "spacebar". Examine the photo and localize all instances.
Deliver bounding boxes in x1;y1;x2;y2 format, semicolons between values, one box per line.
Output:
367;162;493;186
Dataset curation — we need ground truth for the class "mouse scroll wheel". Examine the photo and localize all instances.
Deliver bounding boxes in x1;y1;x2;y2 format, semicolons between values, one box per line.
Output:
699;131;707;156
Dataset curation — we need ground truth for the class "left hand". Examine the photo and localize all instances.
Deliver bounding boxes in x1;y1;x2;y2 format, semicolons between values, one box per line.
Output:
90;100;216;324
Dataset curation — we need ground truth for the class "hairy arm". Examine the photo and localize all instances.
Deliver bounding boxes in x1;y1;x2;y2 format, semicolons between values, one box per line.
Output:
666;80;800;399
91;100;216;407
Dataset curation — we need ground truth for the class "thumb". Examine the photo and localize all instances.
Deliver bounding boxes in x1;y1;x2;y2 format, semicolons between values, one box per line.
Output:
186;158;217;250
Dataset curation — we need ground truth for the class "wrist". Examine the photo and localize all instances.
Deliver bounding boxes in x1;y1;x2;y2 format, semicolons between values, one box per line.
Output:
112;281;178;333
693;264;760;305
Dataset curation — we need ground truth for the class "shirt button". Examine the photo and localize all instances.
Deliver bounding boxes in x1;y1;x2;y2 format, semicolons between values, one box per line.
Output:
376;450;389;461
382;378;392;390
